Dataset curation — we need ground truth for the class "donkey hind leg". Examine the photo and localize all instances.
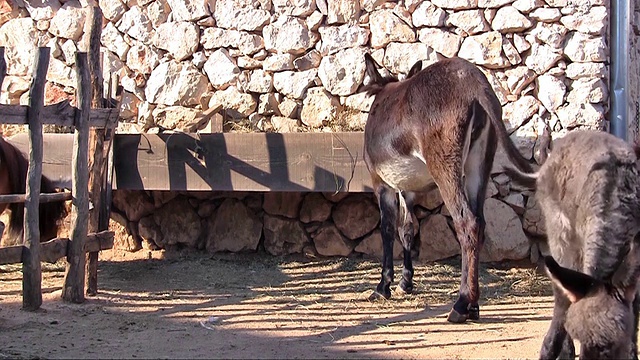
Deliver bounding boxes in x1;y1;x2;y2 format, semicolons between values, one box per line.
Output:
426;151;483;323
396;191;416;295
458;116;496;321
370;184;399;300
539;287;575;360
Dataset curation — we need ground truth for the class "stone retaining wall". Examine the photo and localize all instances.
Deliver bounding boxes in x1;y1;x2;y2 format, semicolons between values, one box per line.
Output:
111;187;534;263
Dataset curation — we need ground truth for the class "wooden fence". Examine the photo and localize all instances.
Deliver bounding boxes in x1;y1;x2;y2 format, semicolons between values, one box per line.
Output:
0;7;118;310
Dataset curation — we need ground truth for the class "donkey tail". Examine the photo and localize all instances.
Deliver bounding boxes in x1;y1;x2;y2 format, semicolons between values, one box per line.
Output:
503;166;539;189
478;87;534;175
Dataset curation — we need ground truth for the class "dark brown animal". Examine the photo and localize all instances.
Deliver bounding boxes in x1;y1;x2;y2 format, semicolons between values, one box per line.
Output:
506;130;640;359
361;54;533;323
0;136;68;244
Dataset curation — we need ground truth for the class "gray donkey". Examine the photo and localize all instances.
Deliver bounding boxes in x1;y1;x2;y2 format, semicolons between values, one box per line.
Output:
506;129;640;359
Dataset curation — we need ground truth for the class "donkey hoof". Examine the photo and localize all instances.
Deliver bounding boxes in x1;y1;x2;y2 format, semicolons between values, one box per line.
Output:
396;281;413;295
468;305;480;321
394;284;412;296
368;290;391;302
447;308;468;323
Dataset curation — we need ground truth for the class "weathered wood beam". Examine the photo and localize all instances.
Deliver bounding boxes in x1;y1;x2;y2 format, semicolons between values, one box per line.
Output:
113;132;373;192
0;102;118;127
0;231;115;266
0;192;72;204
23;46;49;311
62;52;90;304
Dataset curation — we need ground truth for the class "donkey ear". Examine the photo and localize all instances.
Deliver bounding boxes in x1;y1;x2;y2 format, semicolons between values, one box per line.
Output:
544;256;599;303
407;60;422;79
364;53;383;85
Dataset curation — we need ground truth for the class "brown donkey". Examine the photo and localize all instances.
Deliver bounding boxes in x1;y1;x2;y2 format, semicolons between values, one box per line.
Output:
361;54;533;323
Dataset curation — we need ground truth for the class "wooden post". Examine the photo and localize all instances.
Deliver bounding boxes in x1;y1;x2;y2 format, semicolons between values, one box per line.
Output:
62;52;90;303
86;5;104;296
22;47;50;311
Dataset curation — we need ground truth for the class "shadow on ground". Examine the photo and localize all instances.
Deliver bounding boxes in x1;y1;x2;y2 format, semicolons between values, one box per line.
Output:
0;251;554;359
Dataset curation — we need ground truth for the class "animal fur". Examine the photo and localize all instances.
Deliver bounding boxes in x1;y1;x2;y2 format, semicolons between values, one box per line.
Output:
506;130;640;359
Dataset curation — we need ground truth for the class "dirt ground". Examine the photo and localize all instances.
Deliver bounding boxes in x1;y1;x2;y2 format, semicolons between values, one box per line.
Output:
0;249;560;359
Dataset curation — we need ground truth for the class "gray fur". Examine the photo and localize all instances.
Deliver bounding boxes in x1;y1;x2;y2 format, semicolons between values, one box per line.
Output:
509;130;640;359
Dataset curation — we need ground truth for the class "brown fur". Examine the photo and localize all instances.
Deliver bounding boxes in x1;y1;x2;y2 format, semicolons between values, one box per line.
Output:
0;136;68;243
361;53;533;323
507;130;640;359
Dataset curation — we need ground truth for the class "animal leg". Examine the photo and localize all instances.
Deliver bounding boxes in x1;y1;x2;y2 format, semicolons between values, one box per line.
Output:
460;116;496;320
428;162;482;323
447;202;483;323
396;191;415;295
370;183;398;300
539;287;575;360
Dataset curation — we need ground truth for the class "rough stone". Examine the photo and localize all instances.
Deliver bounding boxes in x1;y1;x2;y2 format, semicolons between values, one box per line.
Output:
214;0;270;30
167;0;214;21
0;19;38;76
560;6;607;35
126;43;160;75
523;195;545;236
448;9;490;35
419;214;460;262
264;16;316;55
263;215;310;255
563;31;607;63
369;9;416;48
208;86;257;119
383;42;440;74
117;6;153;44
566;78;607;104
153;196;202;248
524;41;563;74
318;47;366;96
263;192;305;218
491;6;533;32
536;74;566;112
313;223;355;257
203;48;240;90
206;198;262;253
327;0;360;24
418;28;463;58
355;230;403;260
415;188;444;210
146;61;210;106
301;87;340;127
332;194;379;240
112;190;156;222
153;22;199;61
502;96;539;133
273;69;318;99
272;0;316;16
458;31;509;68
412;1;446;27
318;24;370;55
480;198;530;262
299;193;333;223
48;1;86;41
556;102;605;129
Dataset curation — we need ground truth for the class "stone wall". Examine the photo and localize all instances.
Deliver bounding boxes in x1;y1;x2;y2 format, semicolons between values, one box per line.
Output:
0;0;617;261
111;187;532;263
